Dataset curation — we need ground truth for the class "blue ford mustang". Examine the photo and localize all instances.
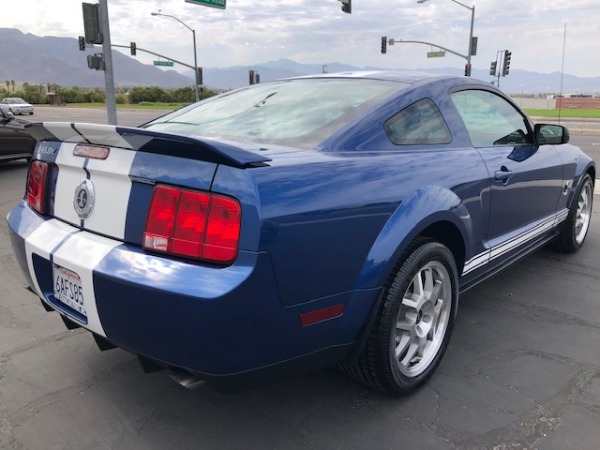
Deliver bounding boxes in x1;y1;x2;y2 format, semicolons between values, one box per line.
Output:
7;72;595;394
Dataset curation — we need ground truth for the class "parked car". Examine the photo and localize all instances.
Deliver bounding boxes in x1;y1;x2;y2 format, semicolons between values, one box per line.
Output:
1;97;34;115
7;72;595;394
0;106;35;162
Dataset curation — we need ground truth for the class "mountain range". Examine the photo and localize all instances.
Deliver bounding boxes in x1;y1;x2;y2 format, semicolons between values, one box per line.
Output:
1;28;599;94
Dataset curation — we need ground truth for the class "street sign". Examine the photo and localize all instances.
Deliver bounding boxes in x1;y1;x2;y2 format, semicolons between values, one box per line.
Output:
185;0;226;9
154;60;174;67
427;51;446;58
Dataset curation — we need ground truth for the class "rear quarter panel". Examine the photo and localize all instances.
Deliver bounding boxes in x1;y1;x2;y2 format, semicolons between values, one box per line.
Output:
245;148;488;306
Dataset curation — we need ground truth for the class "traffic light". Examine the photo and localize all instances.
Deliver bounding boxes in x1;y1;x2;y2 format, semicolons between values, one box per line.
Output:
130;42;137;56
249;70;255;85
381;36;387;54
340;0;351;13
78;36;85;51
489;61;497;76
197;67;203;85
502;50;511;76
464;63;471;77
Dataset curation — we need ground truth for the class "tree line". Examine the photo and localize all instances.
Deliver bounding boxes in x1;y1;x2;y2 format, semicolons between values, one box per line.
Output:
1;82;218;105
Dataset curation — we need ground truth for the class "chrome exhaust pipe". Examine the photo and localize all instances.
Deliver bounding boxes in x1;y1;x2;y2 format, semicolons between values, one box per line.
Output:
169;370;205;390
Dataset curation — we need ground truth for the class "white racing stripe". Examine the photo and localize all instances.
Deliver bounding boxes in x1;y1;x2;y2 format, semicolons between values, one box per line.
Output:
26;126;138;337
52;138;136;240
53;142;87;225
25;219;122;337
84;147;136;240
463;209;568;276
25;219;77;297
52;231;122;337
41;122;133;149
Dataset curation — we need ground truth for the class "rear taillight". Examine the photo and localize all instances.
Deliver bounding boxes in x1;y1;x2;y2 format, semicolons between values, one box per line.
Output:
143;185;241;264
27;160;49;214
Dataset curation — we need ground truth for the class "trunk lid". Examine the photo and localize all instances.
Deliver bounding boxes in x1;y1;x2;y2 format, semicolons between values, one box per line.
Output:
27;122;272;244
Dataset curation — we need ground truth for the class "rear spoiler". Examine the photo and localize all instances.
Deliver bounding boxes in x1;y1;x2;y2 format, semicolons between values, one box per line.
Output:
25;122;272;168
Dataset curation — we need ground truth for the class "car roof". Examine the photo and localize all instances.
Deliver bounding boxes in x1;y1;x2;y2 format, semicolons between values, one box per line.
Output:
289;70;491;89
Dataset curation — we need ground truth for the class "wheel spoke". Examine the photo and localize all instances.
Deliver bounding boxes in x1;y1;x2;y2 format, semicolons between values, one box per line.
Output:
412;270;425;299
423;268;434;295
395;333;412;359
400;342;420;368
403;271;425;310
429;279;442;303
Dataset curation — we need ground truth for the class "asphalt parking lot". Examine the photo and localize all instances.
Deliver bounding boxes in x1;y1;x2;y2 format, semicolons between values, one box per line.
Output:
1;110;599;449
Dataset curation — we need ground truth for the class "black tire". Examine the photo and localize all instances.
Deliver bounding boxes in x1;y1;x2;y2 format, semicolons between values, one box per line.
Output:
341;239;459;395
552;173;594;253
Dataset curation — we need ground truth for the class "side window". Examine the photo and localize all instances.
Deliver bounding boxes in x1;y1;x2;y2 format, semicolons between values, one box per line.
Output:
451;90;532;147
384;98;451;145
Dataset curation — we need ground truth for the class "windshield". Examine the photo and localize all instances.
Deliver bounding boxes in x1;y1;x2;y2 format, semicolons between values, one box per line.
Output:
3;98;27;104
143;78;401;148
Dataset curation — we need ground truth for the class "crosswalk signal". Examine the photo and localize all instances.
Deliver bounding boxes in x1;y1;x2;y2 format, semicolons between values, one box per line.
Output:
381;36;387;54
489;61;497;76
87;53;104;71
464;63;471;77
502;50;511;76
130;42;137;56
78;36;86;51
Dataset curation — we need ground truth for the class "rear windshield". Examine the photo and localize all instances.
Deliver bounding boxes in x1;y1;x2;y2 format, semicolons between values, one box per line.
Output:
143;78;401;148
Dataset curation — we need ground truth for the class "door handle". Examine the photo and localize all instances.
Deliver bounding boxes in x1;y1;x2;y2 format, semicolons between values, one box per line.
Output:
494;166;513;183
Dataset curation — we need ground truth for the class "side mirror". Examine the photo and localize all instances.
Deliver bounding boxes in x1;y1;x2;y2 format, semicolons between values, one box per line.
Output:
534;123;570;145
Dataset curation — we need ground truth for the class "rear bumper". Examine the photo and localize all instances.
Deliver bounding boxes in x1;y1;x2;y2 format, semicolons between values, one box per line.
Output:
7;201;379;382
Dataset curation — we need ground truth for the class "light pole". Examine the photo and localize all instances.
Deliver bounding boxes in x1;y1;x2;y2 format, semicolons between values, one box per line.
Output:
417;0;475;73
151;11;199;102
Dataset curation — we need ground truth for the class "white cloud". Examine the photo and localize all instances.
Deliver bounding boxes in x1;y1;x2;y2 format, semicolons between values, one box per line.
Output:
0;0;598;77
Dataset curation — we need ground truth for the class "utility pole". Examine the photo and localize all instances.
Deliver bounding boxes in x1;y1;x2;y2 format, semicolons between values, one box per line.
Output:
416;0;475;76
151;12;199;102
99;0;117;125
81;1;117;124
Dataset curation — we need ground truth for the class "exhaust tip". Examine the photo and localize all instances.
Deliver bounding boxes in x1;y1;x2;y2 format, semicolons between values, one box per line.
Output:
169;370;205;390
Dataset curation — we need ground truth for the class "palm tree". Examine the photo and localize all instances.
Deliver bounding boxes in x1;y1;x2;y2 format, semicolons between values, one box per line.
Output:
10;80;15;92
4;80;9;91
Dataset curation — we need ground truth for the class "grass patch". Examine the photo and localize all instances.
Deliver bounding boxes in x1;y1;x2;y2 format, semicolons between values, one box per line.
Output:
524;108;600;119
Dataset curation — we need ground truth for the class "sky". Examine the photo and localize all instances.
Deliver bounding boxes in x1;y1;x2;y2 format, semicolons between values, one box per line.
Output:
0;0;599;78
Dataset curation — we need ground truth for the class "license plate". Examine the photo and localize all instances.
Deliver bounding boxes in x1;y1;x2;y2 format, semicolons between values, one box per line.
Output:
53;264;87;318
